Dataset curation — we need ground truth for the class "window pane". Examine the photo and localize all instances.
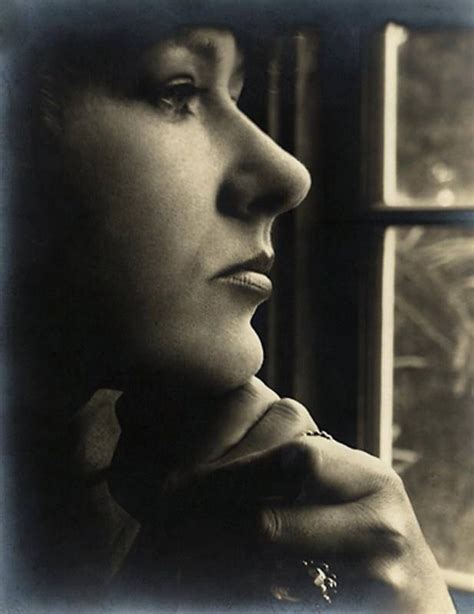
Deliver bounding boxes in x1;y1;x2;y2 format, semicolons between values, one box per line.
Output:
383;26;474;207
391;226;474;584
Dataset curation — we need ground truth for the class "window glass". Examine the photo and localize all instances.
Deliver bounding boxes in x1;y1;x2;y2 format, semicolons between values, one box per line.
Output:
391;226;474;585
383;26;474;207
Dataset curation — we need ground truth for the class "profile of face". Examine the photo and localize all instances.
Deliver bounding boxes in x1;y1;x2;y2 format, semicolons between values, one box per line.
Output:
61;28;311;394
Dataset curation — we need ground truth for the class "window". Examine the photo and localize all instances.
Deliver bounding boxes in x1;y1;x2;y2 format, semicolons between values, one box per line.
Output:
391;226;474;586
368;24;474;592
382;26;474;208
260;3;474;601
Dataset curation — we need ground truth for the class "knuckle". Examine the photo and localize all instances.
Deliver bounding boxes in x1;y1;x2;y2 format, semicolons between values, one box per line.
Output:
371;521;409;558
369;460;406;497
282;438;324;479
356;497;412;559
363;500;411;558
368;558;409;594
306;442;324;480
285;438;309;458
383;467;405;491
381;470;410;506
271;397;315;429
256;506;282;545
274;397;309;419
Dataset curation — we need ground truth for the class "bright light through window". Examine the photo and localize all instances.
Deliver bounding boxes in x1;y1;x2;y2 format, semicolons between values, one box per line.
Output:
383;26;474;208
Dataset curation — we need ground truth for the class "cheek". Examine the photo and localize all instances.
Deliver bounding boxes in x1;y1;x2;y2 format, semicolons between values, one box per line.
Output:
66;98;218;290
63;95;263;390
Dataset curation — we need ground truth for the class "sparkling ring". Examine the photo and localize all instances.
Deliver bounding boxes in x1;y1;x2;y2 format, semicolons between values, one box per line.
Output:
270;559;338;607
303;560;338;604
305;428;334;441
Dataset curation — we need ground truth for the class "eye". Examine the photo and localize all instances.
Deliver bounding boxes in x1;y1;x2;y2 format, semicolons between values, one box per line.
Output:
153;78;200;117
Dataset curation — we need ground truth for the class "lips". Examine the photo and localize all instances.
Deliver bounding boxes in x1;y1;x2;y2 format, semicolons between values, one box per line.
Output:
219;270;273;295
213;252;274;298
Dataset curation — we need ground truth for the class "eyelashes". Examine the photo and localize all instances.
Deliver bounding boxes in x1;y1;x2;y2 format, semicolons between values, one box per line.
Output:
137;75;200;119
153;77;200;117
139;75;242;120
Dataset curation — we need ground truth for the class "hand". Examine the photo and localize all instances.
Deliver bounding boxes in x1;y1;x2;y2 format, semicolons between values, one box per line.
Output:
159;385;454;613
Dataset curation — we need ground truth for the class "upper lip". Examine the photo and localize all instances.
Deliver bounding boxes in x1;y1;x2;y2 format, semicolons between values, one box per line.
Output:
214;252;275;278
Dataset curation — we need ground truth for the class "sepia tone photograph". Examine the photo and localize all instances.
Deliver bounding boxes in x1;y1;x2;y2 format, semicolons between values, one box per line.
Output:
0;1;473;612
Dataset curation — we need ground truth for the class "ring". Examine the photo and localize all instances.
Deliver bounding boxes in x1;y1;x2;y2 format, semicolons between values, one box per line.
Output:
270;559;337;607
303;560;338;604
305;429;334;441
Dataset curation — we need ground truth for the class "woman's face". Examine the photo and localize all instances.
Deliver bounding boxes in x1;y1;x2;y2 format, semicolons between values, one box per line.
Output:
62;28;311;393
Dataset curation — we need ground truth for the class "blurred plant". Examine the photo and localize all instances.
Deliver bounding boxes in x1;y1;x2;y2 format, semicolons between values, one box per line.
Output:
395;226;474;397
392;226;474;575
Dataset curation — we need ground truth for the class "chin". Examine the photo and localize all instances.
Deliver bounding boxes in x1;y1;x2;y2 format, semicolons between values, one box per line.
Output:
117;320;265;397
189;325;265;395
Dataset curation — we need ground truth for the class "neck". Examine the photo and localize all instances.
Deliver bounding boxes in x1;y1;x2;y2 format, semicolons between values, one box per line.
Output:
114;383;228;468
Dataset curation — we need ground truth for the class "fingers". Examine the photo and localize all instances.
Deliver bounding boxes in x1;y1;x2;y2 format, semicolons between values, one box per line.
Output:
167;441;308;509
162;443;409;589
201;434;395;507
255;499;406;560
217;397;318;462
169;430;395;516
160;425;415;594
200;390;393;505
160;395;320;534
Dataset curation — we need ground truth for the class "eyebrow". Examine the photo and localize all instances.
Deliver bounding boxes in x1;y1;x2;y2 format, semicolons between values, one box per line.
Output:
170;33;245;75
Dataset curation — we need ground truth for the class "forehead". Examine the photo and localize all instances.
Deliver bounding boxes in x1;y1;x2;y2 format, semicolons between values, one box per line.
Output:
142;28;244;76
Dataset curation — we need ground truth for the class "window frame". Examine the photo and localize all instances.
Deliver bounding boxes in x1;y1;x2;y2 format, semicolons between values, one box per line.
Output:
262;0;474;595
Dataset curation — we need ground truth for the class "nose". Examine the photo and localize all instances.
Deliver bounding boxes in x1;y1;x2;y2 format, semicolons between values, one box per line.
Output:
218;110;312;220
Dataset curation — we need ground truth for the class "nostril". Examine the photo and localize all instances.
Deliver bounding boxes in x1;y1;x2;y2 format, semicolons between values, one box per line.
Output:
216;182;279;219
249;191;302;216
251;193;283;215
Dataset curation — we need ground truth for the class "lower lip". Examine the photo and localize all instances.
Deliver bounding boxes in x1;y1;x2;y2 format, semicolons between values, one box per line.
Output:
216;271;273;298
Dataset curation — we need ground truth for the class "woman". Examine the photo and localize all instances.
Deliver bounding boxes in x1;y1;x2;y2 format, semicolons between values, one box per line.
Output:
3;2;454;611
